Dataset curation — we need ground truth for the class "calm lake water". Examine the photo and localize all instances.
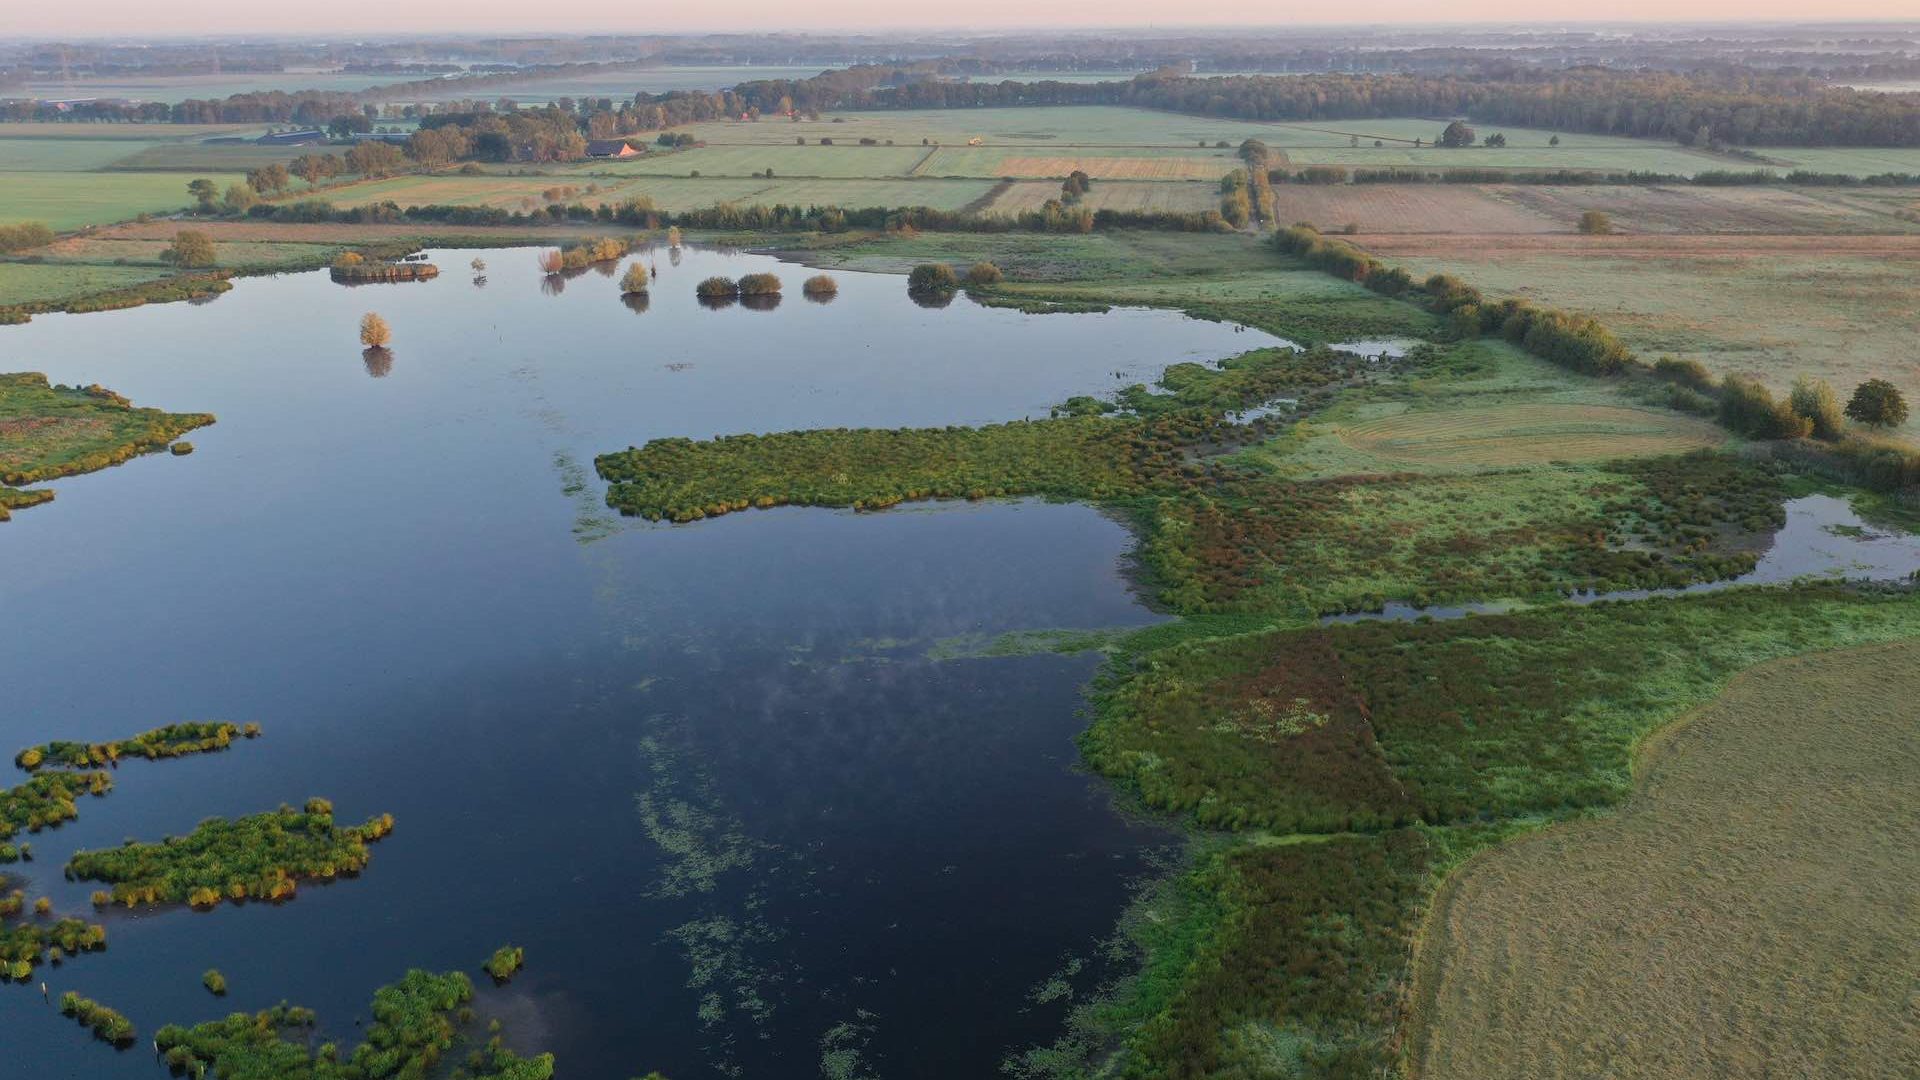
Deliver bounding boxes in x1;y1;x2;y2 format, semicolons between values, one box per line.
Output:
0;247;1284;1078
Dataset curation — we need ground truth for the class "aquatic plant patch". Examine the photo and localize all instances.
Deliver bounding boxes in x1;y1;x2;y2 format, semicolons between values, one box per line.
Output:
16;720;259;771
1;916;108;981
67;800;395;908
154;967;556;1079
0;372;213;518
0;770;112;840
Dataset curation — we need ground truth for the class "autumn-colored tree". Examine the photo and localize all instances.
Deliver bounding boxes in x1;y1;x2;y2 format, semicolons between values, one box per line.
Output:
360;313;392;349
1578;210;1612;235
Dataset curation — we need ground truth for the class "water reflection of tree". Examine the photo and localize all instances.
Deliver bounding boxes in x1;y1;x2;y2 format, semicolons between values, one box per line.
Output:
740;293;782;312
696;295;737;311
668;247;683;267
909;290;956;310
540;274;566;297
472;275;488;289
622;291;651;315
803;290;836;306
362;347;393;378
593;260;619;278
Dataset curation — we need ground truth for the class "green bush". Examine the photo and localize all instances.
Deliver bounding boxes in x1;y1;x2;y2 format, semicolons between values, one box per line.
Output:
906;263;959;292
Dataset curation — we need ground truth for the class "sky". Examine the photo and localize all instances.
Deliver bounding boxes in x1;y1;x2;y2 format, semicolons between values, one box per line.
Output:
9;7;1920;37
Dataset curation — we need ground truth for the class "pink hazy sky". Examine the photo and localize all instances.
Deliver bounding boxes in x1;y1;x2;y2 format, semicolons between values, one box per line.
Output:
11;7;1920;37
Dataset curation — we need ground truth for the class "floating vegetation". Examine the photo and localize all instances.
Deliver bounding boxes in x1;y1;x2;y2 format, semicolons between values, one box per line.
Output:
0;372;214;520
171;441;195;455
483;945;524;984
60;991;135;1047
634;733;763;899
620;262;651;295
552;450;617;544
635;721;788;1070
16;720;259;771
202;968;227;995
67;799;395;909
819;1013;882;1080
154;968;556;1079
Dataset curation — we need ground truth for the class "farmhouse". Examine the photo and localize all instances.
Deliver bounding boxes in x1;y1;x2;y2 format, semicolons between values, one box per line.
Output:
257;129;327;146
585;139;640;159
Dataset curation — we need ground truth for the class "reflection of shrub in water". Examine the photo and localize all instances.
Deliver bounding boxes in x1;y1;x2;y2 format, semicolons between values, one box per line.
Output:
740;293;781;312
362;348;392;378
621;291;651;315
910;289;955;310
697;294;737;311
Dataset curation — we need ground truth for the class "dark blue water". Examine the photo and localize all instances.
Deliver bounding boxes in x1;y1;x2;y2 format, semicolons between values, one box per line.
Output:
0;247;1280;1078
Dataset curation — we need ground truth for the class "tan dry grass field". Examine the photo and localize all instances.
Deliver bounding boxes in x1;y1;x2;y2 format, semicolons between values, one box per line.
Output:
1336;403;1725;467
984;179;1219;215
1410;639;1920;1080
1359;233;1920;436
1270;185;1562;234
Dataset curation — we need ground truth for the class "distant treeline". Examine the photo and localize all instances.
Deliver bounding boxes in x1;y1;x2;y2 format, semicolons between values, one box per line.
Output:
720;66;1920;148
12;64;1919;149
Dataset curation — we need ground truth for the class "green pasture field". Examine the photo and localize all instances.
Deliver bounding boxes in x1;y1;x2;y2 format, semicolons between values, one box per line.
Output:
106;142;307;172
0;262;171;306
327;172;998;212
669;106;1324;149
0;138;156;171
603;143;932;178
1763;145;1920;175
0;123;257;140
0;171;246;229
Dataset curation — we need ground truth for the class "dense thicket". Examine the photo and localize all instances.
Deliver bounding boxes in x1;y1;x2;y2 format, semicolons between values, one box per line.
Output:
154;968;556;1079
67;802;395;908
16;721;258;771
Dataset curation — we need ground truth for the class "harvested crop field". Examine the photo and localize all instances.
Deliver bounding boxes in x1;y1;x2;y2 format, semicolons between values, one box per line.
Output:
1337;403;1725;467
323;172;998;213
984;179;1218;215
1270;184;1560;234
1488;183;1916;235
1411;639;1920;1080
990;155;1230;180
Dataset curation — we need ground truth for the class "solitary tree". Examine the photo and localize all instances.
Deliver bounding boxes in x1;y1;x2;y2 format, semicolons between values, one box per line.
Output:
360;313;392;349
1549;134;1562;146
1845;379;1909;429
166;230;217;268
1438;121;1476;148
186;178;218;213
620;264;650;294
1578;210;1613;235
